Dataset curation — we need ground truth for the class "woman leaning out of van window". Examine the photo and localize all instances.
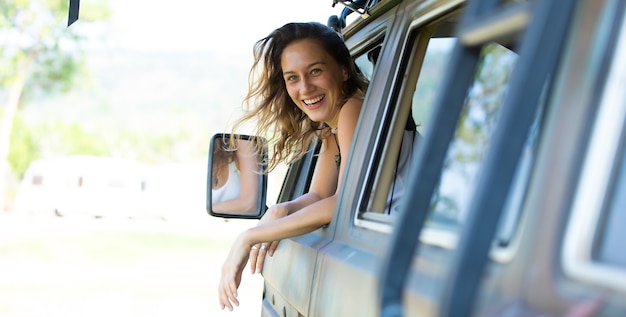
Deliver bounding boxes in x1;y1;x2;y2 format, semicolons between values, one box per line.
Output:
218;22;368;311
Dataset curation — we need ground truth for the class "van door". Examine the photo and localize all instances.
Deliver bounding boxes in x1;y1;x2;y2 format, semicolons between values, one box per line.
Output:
260;140;330;317
354;1;532;316
376;0;625;315
310;1;524;315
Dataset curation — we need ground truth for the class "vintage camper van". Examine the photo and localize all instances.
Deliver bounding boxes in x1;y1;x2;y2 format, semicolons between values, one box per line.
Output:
205;0;626;316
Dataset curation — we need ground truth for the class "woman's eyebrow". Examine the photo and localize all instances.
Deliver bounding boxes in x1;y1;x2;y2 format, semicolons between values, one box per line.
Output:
307;61;325;68
283;61;326;75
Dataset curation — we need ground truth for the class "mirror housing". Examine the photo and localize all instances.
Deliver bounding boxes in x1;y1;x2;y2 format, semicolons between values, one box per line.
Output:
206;133;268;219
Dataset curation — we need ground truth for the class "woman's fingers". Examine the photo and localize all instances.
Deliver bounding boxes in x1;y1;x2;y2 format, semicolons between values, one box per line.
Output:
227;279;240;307
268;240;280;257
218;276;239;311
218;236;248;311
251;241;280;274
219;289;233;311
254;244;269;274
249;244;260;274
248;243;268;274
218;292;231;311
219;287;239;311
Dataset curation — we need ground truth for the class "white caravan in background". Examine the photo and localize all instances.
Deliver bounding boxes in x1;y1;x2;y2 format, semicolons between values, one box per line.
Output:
15;155;144;218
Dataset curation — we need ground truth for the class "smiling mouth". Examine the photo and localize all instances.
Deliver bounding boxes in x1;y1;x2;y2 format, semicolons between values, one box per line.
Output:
303;95;325;106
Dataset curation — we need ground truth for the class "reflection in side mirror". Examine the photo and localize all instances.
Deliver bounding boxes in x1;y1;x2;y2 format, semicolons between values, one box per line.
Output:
207;133;268;219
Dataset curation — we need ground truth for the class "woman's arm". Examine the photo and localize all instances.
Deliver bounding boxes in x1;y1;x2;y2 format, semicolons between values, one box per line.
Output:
219;97;363;311
254;110;353;218
282;96;363;206
243;194;337;244
246;137;338;266
334;96;362;191
248;97;363;263
253;96;363;240
269;192;324;216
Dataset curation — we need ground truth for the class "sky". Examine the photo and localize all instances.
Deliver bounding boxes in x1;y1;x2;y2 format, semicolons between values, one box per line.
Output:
97;0;345;53
24;0;350;162
44;0;347;119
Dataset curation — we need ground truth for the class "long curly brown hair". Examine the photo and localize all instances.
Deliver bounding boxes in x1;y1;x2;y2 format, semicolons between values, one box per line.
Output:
232;22;368;172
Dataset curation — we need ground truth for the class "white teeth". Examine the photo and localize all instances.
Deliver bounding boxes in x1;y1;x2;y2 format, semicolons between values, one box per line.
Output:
304;95;324;105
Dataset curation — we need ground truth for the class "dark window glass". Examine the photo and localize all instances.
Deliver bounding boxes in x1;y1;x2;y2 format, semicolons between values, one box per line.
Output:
354;44;382;81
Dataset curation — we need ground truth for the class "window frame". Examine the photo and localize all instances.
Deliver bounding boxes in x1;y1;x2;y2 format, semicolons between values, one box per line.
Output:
561;14;626;291
350;7;535;263
353;18;439;234
276;140;320;203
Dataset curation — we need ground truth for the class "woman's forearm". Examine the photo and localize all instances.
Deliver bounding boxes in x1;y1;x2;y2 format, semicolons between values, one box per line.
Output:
242;195;337;245
278;192;323;215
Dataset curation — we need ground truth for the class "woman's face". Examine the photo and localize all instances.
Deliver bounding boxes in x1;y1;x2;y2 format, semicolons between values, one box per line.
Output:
281;38;348;127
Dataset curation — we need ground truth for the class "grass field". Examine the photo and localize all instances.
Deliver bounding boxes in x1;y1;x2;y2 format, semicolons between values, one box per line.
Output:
0;212;264;317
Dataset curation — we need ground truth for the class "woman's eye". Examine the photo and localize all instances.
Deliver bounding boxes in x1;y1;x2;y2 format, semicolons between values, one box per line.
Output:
311;69;321;75
286;75;297;82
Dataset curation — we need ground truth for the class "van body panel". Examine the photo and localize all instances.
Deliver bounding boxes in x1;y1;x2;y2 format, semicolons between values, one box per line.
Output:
262;230;331;315
310;241;381;316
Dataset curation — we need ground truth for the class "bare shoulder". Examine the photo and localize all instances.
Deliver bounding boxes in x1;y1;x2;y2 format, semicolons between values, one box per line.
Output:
338;96;364;123
336;96;364;145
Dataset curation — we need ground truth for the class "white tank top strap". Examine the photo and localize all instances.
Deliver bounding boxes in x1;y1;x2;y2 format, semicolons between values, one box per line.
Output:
212;162;242;203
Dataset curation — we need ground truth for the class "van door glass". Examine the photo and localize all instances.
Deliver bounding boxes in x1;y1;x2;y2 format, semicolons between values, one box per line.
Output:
354;44;382;81
425;42;518;233
412;38;455;135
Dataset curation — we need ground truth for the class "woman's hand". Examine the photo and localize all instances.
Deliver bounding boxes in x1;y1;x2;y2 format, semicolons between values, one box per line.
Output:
218;233;251;311
249;203;289;274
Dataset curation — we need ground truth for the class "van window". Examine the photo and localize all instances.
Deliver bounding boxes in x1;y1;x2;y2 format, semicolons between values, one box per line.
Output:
353;12;549;253
425;43;518;235
411;37;455;136
358;23;444;222
493;102;544;247
419;41;548;251
354;43;383;81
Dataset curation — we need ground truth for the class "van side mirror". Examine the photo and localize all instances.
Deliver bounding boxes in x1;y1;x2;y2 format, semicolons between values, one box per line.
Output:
206;133;268;219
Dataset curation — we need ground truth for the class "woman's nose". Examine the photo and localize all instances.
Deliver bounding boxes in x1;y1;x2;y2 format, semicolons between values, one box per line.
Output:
299;77;314;93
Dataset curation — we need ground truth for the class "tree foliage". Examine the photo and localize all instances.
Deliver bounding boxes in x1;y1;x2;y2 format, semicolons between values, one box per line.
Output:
0;0;110;210
1;0;110;94
7;115;40;179
8;115;208;179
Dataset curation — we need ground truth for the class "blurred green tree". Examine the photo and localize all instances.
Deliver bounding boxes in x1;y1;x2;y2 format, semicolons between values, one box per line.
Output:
7;115;40;180
0;0;110;210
